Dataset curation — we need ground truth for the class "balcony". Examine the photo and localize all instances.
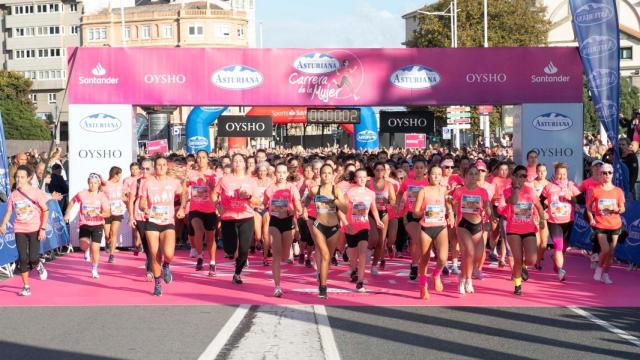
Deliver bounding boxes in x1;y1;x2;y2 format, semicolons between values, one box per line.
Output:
31;79;66;91
6;13;67;28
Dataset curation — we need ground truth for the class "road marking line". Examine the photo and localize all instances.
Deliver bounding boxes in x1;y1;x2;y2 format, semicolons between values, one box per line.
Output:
197;304;250;360
568;306;640;348
314;305;341;360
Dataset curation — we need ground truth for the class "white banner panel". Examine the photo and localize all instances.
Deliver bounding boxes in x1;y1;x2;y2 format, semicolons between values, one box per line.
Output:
68;105;135;247
517;103;584;184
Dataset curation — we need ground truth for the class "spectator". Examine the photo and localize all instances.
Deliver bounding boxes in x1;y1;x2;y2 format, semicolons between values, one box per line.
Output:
47;163;69;212
620;138;638;198
9;152;29;188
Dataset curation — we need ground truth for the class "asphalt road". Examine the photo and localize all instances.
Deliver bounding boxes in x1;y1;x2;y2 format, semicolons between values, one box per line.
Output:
0;306;638;360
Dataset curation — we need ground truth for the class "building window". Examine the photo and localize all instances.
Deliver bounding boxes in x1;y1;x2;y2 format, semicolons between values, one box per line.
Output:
621;47;633;60
237;26;245;39
13;5;34;15
14;27;36;37
123;26;131;41
188;24;204;37
15;49;36;59
48;93;57;104
70;25;80;35
163;24;173;39
29;94;37;103
88;27;107;41
38;26;62;36
215;24;230;38
38;48;63;58
141;25;151;39
37;3;61;13
69;3;78;12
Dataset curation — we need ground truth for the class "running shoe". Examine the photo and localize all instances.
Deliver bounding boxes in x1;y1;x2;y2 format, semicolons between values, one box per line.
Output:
601;273;613;285
498;259;507;268
263;259;270;266
146;271;153;281
521;266;529;282
305;258;312;268
108;255;115;264
250;245;256;254
590;253;599;269
342;251;349;263
593;267;603;282
458;278;466;294
389;246;397;259
489;252;499;262
18;286;31;296
208;264;216;277
162;264;172;284
286;257;294;265
371;266;379;276
153;283;162;296
195;258;204;271
465;279;475;294
92;269;100;279
451;263;461;275
472;269;485;280
350;270;358;283
37;262;48;281
409;265;418;281
558;268;567;281
514;285;522;296
84;249;90;262
331;256;338;267
356;281;365;293
232;274;243;284
293;242;300;257
318;285;328;299
379;259;386;270
298;252;306;265
442;265;450;276
273;287;283;298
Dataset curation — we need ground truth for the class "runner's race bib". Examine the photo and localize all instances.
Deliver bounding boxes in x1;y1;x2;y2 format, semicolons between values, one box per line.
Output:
461;195;482;214
149;205;170;224
514;202;533;221
598;198;616;216
315;195;336;214
14;199;33;221
270;199;289;218
423;204;445;223
351;202;369;222
110;200;125;216
82;203;101;221
550;201;570;218
191;185;209;201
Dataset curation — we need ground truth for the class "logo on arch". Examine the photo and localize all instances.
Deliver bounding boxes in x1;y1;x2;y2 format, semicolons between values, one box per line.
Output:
187;136;209;148
293;53;341;74
574;2;614;26
211;65;263;90
356;130;377;143
390;65;441;89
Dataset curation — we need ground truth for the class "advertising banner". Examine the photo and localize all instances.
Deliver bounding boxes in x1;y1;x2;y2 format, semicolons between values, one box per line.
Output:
380;111;434;133
68;105;134;247
39;199;70;253
405;134;426;149
67;47;582;106
0;113;17;266
185;106;227;153
516;103;584;183
217;116;273;137
147;139;168;155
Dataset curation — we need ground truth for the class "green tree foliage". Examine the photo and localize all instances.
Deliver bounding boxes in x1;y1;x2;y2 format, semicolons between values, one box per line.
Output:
583;76;640;133
0;71;51;140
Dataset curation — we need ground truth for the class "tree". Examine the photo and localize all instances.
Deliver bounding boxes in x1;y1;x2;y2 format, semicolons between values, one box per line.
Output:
583;76;640;134
0;71;51;140
406;0;551;142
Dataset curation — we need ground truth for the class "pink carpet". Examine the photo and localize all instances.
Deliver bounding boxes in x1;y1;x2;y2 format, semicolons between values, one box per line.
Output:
1;249;639;307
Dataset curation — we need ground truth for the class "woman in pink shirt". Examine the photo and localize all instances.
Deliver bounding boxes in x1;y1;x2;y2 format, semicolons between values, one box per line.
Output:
541;163;580;281
501;165;546;296
441;158;463;276
212;153;262;285
475;159;495;279
451;166;492;295
102;166;125;263
532;163;550;271
252;162;271;259
297;163;317;267
181;150;218;276
123;162;142;255
525;150;539;183
368;162;396;274
128;159;153;280
386;167;406;259
490;162;512;268
264;164;302;297
0;165;49;296
413;165;454;300
65;173;111;279
342;169;384;293
139;156;184;296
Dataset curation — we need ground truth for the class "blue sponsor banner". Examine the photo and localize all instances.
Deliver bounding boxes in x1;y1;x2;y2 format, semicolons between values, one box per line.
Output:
569;205;593;250
354;107;379;151
0;113;17;266
569;0;624;189
40;199;70;253
185;107;227;153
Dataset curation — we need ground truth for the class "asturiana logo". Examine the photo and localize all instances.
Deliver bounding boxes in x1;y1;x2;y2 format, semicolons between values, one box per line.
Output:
356;130;377;143
580;35;617;58
532;112;573;131
595;101;618;121
188;136;209;148
293;53;341;75
574;2;614;26
531;61;570;83
211;65;263;90
80;62;119;85
589;68;618;90
390;65;441;89
80;113;122;133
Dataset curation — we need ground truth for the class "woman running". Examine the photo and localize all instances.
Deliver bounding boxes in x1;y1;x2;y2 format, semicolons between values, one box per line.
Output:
182;150;218;276
532;163;550;271
525;150;539;182
541;162;580;281
413;164;453;299
0;165;49;296
102;166;125;263
139;156;184;296
251;162;271;258
451;166;492;294
490;162;512;268
343;168;384;293
299;163;319;266
585;163;625;284
475;160;495;279
500;165;546;296
65;173;111;279
128;159;153;279
368;162;396;274
123;162;142;255
264;164;302;297
212;153;262;285
384;164;401;261
396;158;429;281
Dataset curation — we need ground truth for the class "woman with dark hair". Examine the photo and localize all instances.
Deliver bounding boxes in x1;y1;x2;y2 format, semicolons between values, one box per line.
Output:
368;161;396;273
0;165;49;296
102;166;124;263
532;163;550;272
525;150;539;182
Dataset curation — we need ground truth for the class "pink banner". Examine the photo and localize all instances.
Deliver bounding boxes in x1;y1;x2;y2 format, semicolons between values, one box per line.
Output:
67;47;583;106
147;139;168;155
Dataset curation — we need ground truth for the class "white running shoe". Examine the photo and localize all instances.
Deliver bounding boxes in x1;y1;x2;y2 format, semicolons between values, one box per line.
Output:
273;286;283;298
371;266;379;276
91;269;100;279
593;267;603;282
590;253;599;269
459;278;466;294
84;249;90;262
558;269;567;281
37;262;48;281
601;273;613;285
464;279;474;294
293;242;300;257
189;248;197;258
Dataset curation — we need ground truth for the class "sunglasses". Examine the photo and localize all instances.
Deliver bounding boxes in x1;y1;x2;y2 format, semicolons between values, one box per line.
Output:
141;167;152;171
601;171;613;175
442;166;453;169
88;173;101;180
516;174;527;179
479;169;487;172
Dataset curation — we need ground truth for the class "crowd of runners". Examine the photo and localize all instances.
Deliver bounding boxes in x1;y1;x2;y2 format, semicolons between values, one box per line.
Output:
0;146;627;299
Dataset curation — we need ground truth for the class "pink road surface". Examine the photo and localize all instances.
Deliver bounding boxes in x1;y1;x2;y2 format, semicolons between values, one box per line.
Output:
1;250;639;307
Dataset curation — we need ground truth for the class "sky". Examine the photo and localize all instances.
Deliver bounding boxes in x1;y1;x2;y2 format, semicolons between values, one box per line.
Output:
256;0;430;48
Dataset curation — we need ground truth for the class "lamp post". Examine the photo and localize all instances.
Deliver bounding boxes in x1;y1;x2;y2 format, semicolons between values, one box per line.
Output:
482;0;491;148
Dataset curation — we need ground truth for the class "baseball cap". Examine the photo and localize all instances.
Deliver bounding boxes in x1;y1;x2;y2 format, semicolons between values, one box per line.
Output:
475;160;488;171
601;163;613;172
591;160;604;167
441;159;454;167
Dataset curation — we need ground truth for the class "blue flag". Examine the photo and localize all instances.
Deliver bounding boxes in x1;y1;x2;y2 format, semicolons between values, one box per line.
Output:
0;113;18;266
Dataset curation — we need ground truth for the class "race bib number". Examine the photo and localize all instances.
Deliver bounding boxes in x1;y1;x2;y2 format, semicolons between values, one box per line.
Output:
14;199;33;221
550;201;570;218
82;203;101;220
149;205;170;224
375;193;389;208
407;186;422;202
461;195;482;214
270;199;289;217
315;195;336;214
351;202;369;222
514;202;533;220
110;200;125;216
191;186;209;201
598;198;617;216
423;204;445;223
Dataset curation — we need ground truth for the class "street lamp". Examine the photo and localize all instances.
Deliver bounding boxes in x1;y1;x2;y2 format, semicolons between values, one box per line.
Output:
417;1;457;48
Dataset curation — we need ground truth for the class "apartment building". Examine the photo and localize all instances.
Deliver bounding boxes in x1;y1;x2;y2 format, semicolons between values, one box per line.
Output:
0;0;83;139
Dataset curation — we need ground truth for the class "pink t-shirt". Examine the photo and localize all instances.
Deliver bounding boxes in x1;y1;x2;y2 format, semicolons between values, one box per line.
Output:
442;174;464;190
345;186;376;234
526;165;537;183
419;186;447;228
139;177;182;225
129;177;147;221
368;180;392;212
542;180;580;224
399;178;429;215
102;181;126;216
478;181;495;202
490;177;512;206
8;187;49;233
579;177;600;194
452;186;489;222
73;190;110;226
123;176;139;197
501;186;540;234
387;178;401;218
215;175;259;220
264;183;300;218
254;178;271;209
301;179;318;219
186;169;216;213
